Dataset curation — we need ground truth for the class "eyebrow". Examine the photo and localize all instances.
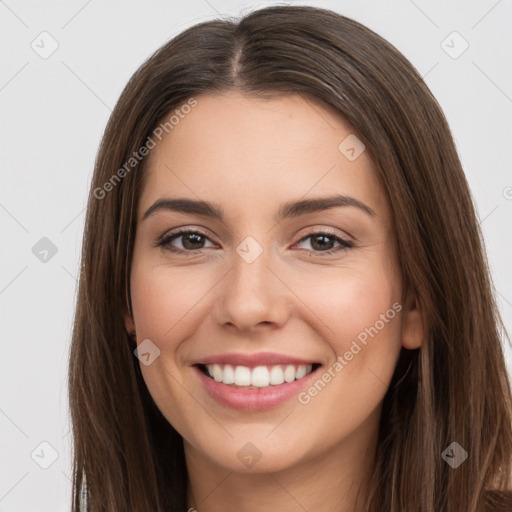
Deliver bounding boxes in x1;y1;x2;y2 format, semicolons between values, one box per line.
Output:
142;194;375;223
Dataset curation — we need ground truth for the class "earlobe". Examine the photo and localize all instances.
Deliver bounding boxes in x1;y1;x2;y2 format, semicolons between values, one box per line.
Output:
124;308;136;337
400;292;424;350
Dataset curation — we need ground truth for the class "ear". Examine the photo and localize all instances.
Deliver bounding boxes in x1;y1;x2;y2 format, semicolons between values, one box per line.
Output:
400;291;423;350
123;305;136;336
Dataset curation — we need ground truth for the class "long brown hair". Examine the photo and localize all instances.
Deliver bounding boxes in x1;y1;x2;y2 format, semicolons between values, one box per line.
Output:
68;5;512;511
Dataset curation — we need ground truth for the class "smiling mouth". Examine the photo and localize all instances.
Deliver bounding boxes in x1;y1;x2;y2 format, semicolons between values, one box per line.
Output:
196;363;322;389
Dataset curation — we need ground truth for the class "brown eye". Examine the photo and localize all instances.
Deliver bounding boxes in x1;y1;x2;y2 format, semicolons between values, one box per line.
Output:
294;230;353;256
156;230;215;254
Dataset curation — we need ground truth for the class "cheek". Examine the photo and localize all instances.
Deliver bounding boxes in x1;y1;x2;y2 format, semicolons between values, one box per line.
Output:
296;262;401;347
294;263;403;407
296;263;403;407
130;261;210;344
129;261;207;432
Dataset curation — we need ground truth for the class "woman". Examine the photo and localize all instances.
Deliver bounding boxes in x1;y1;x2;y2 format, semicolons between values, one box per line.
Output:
68;5;512;511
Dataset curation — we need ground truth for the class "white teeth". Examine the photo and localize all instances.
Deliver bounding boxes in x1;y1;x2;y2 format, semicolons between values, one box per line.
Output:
251;366;270;387
204;363;314;388
223;364;235;384
269;365;284;385
212;364;223;382
283;365;296;383
234;366;251;386
296;365;307;379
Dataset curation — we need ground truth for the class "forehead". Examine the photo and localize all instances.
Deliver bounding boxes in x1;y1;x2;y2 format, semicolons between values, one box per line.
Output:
138;91;388;226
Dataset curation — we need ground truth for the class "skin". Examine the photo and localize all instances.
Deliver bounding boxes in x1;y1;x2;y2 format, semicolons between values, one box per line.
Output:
124;90;423;512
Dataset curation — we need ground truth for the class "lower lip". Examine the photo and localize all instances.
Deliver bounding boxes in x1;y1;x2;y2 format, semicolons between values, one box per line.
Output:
193;365;321;411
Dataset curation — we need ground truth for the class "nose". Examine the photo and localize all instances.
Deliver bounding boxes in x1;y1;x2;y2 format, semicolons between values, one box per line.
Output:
213;246;290;333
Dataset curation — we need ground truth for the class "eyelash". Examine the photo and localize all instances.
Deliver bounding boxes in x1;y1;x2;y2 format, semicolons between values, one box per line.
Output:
154;228;354;257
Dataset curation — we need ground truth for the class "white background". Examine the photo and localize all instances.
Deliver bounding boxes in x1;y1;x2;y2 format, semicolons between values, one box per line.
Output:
1;1;511;510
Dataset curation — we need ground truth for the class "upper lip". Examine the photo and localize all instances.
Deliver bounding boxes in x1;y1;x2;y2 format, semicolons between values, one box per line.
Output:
190;352;320;367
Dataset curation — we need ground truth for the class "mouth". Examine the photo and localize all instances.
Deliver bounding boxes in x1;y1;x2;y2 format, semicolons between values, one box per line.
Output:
196;362;322;389
191;352;324;410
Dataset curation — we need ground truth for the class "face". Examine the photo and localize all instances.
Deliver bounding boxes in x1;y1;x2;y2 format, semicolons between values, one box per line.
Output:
125;91;422;474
